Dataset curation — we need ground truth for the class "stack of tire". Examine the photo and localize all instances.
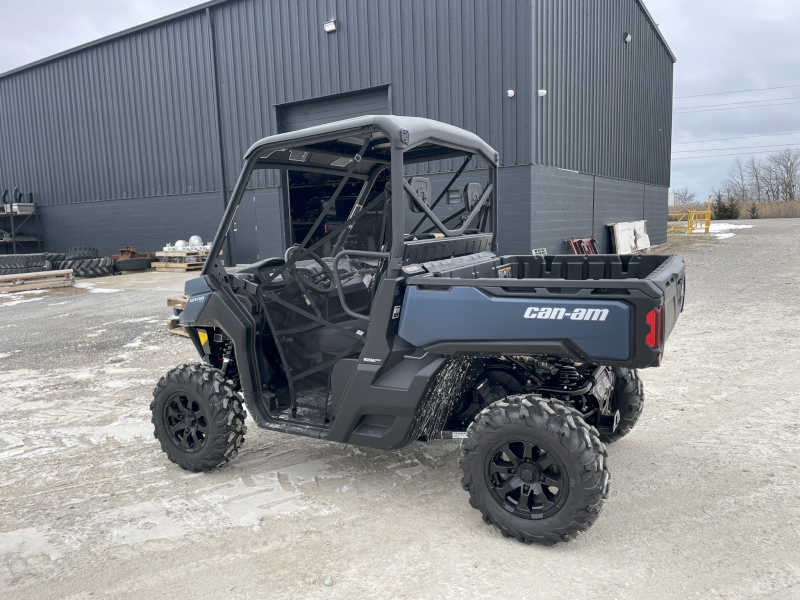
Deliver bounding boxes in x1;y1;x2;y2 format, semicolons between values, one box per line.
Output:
52;247;114;278
0;253;51;275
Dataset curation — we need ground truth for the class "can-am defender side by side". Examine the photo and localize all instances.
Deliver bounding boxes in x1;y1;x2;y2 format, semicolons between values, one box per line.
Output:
151;116;685;545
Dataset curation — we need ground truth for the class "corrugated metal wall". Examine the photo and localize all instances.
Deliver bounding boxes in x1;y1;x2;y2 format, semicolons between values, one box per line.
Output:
211;0;533;188
0;0;672;221
532;0;673;186
0;11;220;205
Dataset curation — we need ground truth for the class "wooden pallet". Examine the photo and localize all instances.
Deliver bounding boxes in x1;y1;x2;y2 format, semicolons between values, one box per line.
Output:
153;261;204;272
155;250;208;261
0;268;74;293
166;296;189;336
167;295;188;309
156;250;208;257
167;320;190;337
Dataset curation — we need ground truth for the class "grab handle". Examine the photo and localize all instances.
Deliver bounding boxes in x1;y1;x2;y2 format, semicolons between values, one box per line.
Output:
332;250;390;321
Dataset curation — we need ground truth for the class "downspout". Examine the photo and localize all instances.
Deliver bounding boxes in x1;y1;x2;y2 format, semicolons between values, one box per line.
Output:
205;7;236;266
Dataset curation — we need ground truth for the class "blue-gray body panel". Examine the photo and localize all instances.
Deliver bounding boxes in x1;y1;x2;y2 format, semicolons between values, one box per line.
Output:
180;276;213;324
398;286;630;361
180;293;212;324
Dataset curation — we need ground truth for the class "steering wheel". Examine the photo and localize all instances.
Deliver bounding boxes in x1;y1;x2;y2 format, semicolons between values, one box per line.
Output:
289;249;335;294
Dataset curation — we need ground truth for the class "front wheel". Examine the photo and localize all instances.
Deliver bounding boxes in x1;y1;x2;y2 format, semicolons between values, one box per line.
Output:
151;363;247;472
459;395;610;545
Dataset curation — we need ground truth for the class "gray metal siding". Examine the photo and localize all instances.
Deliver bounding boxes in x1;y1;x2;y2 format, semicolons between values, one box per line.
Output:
210;0;532;188
644;184;667;245
39;192;223;255
0;0;673;258
496;166;536;255
0;0;671;197
592;176;645;253
278;86;390;132
532;0;673;186
254;187;285;259
0;12;220;205
529;165;594;254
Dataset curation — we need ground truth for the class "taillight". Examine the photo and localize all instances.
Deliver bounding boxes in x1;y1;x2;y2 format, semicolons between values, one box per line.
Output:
645;307;662;349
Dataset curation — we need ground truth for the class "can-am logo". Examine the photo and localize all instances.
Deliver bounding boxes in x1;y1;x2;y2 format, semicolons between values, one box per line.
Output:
524;306;609;321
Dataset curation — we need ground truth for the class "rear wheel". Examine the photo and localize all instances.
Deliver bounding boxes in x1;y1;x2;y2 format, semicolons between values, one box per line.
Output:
600;368;644;443
151;363;247;472
460;395;610;545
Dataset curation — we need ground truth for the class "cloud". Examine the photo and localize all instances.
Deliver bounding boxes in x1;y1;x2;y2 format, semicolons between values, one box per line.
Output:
0;0;199;73
646;0;800;194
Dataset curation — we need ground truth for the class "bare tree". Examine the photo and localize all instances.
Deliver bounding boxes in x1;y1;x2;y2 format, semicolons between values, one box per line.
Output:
714;149;800;202
745;157;764;201
765;149;800;201
673;187;696;204
724;157;750;202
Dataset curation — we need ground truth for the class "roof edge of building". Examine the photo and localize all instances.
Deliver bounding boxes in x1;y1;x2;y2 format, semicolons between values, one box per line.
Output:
0;0;676;81
637;0;677;63
0;0;229;81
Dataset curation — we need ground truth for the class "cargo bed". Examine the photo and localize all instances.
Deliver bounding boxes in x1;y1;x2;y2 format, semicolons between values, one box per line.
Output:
398;253;686;369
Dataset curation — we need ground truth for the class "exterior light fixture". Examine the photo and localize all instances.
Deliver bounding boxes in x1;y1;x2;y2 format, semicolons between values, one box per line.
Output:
538;89;547;97
624;32;632;43
323;20;338;33
507;90;515;98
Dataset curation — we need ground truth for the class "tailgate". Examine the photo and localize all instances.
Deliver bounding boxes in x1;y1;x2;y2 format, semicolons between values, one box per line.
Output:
400;253;686;368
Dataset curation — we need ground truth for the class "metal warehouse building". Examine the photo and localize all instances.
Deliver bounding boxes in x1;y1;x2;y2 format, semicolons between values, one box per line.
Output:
0;0;674;263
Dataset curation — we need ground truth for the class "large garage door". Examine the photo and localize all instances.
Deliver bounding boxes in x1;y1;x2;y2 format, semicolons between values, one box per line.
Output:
277;85;390;132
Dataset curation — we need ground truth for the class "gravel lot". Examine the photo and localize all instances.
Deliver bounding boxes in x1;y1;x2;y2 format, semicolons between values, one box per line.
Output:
1;219;799;599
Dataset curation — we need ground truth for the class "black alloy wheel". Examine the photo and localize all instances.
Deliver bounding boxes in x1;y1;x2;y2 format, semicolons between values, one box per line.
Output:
151;363;247;472
163;392;209;452
485;438;568;520
460;395;610;545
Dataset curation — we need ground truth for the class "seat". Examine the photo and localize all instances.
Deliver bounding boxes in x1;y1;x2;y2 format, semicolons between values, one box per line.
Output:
316;319;368;355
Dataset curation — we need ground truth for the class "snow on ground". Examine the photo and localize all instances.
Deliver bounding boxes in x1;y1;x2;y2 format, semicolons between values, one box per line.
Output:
707;222;754;240
74;282;123;293
0;289;49;307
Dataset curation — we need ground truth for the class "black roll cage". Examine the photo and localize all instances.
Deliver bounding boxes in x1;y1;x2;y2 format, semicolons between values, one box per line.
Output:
195;118;499;422
202;121;499;286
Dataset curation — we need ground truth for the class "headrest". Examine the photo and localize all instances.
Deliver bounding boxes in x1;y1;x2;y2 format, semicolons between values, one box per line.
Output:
463;182;482;211
406;177;432;213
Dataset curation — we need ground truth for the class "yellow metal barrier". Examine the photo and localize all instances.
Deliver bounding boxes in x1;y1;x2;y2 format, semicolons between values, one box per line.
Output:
668;196;711;236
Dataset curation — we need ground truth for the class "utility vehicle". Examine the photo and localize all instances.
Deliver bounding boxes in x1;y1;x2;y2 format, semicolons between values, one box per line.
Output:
151;116;685;545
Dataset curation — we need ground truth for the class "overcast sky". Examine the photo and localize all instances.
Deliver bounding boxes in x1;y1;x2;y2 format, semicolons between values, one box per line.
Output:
1;0;799;197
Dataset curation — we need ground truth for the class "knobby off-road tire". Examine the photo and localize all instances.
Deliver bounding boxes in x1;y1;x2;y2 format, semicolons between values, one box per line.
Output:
57;257;114;277
0;253;47;270
0;266;48;275
600;368;644;444
151;363;247;472
45;252;66;264
460;395;610;545
65;246;99;260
